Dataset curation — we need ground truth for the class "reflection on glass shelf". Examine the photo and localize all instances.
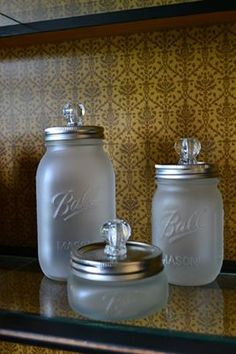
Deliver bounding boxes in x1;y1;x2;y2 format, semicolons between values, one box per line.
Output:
40;276;72;319
0;0;201;24
0;256;236;340
0;14;18;27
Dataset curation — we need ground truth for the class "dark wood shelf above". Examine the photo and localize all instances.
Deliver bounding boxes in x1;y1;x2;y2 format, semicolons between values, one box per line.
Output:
0;1;236;47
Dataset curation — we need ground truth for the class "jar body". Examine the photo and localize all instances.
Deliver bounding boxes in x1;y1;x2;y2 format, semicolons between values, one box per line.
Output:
152;178;224;286
67;271;168;321
36;140;115;281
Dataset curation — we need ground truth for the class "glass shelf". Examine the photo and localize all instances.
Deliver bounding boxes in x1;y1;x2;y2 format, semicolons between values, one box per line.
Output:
0;255;236;353
0;1;236;48
0;1;200;25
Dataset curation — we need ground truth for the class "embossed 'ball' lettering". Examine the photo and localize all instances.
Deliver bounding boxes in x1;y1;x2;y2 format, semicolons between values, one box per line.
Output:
51;188;98;221
162;209;208;243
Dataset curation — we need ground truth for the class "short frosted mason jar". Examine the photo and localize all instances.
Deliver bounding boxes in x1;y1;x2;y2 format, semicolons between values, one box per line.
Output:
67;219;169;321
36;103;115;281
152;138;224;286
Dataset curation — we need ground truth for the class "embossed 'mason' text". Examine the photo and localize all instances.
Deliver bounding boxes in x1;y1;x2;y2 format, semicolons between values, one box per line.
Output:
57;240;91;251
163;254;200;266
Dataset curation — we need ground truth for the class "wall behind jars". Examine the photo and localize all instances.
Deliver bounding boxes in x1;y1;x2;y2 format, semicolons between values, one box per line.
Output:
0;23;236;259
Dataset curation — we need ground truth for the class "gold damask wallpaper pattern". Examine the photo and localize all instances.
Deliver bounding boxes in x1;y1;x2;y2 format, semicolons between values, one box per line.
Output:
0;22;236;261
0;342;77;354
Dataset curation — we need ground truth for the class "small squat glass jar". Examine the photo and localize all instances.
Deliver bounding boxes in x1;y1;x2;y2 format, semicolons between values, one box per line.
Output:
152;138;224;286
67;219;168;321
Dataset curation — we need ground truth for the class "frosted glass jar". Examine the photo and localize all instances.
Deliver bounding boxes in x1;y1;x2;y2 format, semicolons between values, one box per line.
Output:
68;263;168;321
67;219;168;321
152;138;224;286
36;103;115;281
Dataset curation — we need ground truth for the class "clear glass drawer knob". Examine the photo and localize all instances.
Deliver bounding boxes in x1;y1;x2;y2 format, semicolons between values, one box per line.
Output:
63;102;85;127
175;138;201;165
101;219;131;257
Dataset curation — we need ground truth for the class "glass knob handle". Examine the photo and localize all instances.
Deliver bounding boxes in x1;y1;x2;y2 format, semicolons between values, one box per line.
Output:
63;102;85;127
101;219;131;257
174;138;201;165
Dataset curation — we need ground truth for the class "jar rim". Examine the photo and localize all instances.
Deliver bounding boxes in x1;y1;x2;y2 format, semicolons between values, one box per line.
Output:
155;163;217;179
71;241;163;282
45;126;104;141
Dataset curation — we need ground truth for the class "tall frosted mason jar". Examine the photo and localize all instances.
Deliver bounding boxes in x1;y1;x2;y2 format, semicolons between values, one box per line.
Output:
152;138;224;286
36;103;115;281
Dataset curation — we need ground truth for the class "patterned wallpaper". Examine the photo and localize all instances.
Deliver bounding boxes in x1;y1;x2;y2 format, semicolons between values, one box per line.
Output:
0;22;236;262
0;343;76;354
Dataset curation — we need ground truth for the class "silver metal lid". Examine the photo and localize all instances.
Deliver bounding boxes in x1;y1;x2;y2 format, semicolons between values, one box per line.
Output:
45;126;104;141
155;162;216;179
155;138;217;179
71;219;163;281
45;102;104;141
